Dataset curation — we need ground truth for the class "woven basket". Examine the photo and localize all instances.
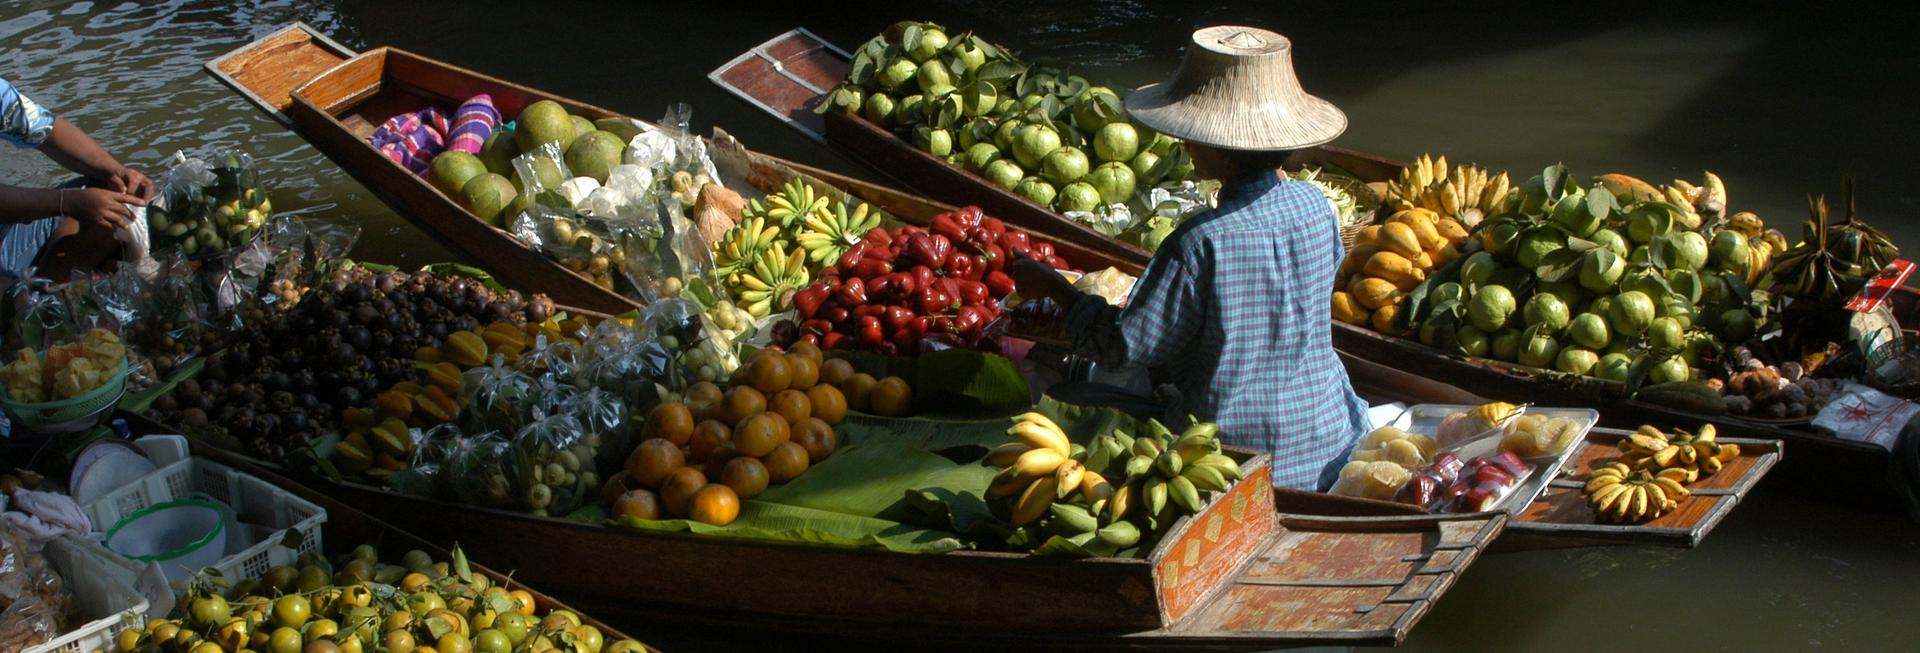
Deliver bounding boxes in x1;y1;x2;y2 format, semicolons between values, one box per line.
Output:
1321;173;1382;250
1;357;128;433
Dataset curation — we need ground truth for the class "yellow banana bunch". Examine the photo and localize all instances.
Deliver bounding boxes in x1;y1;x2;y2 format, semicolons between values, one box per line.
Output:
1615;424;1741;479
1384;154;1509;221
1583;464;1679;523
795;200;884;264
733;242;810;317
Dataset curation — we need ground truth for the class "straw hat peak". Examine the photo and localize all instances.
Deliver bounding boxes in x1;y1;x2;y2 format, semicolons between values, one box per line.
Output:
1125;25;1346;151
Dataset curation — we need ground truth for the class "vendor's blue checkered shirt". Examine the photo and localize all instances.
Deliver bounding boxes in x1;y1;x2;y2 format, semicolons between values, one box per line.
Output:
1067;173;1369;489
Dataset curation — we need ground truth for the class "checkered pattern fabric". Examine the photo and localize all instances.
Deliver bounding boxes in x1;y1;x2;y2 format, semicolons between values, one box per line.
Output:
1065;174;1369;489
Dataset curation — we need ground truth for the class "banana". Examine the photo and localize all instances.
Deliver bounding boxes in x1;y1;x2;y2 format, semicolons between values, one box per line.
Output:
988;466;1039;497
1107;483;1134;522
1154;449;1184;478
1181;463;1231;493
1590;482;1632;516
1054;459;1086;499
1677;444;1697;466
1651;476;1690;500
1168;475;1204;513
1048;502;1099;534
1081;473;1114;504
1008;420;1071;457
1012;476;1059;526
1131;436;1164;458
1096;520;1141;548
986;442;1031;468
1124;454;1155;478
1584;473;1624;494
1700;455;1724;476
1013;448;1068;477
1627;484;1649;522
734;242;811;316
1628;433;1669;452
1192;453;1244;480
1657;467;1698;484
1144;477;1169;516
1716;443;1741;462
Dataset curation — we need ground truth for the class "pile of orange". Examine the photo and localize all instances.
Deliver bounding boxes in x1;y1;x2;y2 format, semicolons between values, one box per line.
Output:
607;342;851;526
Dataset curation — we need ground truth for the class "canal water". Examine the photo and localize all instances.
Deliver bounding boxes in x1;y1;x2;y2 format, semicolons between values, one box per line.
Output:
4;1;1918;650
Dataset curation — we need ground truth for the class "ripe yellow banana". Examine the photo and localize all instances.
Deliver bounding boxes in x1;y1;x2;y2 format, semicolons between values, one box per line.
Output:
1054;459;1086;499
1651;476;1690;500
1012;476;1059;526
988;467;1039;497
986;442;1031;468
1081;473;1113;504
1012;448;1067;477
1008;420;1071;457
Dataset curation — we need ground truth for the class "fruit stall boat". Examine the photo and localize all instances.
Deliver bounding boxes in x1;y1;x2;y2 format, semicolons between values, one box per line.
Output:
204;23;1145;319
176;433;1504;651
714;28;1899;497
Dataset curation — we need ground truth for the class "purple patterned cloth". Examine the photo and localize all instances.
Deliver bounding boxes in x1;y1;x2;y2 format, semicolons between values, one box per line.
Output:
447;94;500;155
369;107;450;176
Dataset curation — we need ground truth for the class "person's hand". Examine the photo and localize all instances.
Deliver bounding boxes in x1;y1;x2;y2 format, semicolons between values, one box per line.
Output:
63;187;144;231
99;166;153;199
1008;255;1077;306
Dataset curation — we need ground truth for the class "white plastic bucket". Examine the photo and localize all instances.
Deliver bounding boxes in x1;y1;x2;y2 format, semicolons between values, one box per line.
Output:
103;498;227;583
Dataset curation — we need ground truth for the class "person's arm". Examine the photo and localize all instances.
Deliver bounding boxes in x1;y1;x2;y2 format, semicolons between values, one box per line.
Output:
0;184;140;228
1011;246;1205;369
37;117;151;198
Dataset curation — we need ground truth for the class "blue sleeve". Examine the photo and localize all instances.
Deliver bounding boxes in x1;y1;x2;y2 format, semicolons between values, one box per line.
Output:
0;78;56;149
1064;241;1206;369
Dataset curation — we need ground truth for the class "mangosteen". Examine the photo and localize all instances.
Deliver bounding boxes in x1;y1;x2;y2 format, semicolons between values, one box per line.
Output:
375;272;399;294
298;392;320;411
328;310;351;328
335;386;363;407
264;372;291;392
155;394;179;412
179;379;202;399
425;321;449;341
352;304;378;325
526;295;555;322
292;370;316;394
182;407;209;428
346;326;372;352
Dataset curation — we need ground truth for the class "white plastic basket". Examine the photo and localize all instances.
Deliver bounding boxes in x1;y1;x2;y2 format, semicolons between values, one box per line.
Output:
23;536;149;653
80;453;326;588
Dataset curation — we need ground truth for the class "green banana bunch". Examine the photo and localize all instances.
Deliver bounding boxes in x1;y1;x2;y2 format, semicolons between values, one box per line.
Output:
796;200;884;265
713;216;780;283
734;242;811;317
758;177;828;233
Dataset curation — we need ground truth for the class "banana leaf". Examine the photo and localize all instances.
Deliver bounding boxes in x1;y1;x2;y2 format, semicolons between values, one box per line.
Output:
611;501;964;554
831;348;1031;416
755;443;957;522
833;412;1011;454
901;462;1002;540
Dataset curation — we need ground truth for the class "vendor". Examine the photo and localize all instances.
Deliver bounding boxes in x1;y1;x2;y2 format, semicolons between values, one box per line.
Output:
0;76;151;284
1009;26;1367;491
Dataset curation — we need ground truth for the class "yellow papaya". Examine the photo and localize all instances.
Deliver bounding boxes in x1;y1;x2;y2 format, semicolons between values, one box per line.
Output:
1430;243;1460;267
1364;251;1425;286
1351;277;1402;310
1434;218;1469;245
1354;224;1383;246
1377;222;1423;259
1372;304;1406;334
1389;212;1445;251
1331;292;1371;325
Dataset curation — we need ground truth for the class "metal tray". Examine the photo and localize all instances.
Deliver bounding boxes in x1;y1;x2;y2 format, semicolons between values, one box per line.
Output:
1386;404;1600;517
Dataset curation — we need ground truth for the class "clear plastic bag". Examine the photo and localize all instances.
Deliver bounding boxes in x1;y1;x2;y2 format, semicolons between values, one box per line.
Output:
507;413;591;515
575;318;672;405
459;359;539;435
511;205;625;290
441;430;512;508
147;150;273;258
559;386;628;475
386;422;463;498
0;521;69;653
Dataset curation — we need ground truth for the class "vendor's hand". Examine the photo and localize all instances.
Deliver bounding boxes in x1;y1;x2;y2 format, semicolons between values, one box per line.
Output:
1008;255;1077;306
64;187;144;230
99;165;153;199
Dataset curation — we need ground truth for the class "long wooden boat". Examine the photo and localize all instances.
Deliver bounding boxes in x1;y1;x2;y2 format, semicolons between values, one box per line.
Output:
179;438;663;651
204;24;1144;320
715;29;1888;498
179;428;1503;651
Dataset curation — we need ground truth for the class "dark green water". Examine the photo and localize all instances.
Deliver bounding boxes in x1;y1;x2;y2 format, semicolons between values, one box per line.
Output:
5;1;1920;650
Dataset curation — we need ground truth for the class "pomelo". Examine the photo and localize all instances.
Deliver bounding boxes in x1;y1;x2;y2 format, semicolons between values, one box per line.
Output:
461;173;518;226
515;100;577;153
478;131;521;176
564;131;626;183
430;152;486;197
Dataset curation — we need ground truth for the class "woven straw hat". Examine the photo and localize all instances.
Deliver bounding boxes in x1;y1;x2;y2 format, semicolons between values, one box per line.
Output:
1125;26;1346;151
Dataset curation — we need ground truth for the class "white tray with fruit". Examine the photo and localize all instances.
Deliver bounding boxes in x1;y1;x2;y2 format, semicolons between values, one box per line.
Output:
1333;402;1597;517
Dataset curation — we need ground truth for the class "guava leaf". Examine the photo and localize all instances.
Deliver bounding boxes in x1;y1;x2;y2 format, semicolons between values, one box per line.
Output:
1535;248;1584;283
1542;163;1570;199
1586;187;1615;222
1400;253;1468;326
451;545;473;583
1647;235;1674;271
901;25;922;55
1565;235;1602;253
974;60;1026;82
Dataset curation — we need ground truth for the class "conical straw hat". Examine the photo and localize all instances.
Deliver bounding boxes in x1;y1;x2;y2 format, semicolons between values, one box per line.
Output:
1125;26;1346;151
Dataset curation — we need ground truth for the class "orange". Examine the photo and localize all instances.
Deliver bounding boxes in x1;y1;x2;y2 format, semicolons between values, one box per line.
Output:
624;439;684;488
685;382;724;406
731;414;784;458
870;376;913;416
722;386;767;424
720;457;769;499
805;384;847;424
659;467;708;517
747;352;792;394
764;442;811;483
784;355;819;390
611;489;660;520
688;420;730;462
642;402;694;445
794;417;836;462
787;341;824;367
818;358;855;387
769;390;811;426
840;373;878;411
687;485;740;526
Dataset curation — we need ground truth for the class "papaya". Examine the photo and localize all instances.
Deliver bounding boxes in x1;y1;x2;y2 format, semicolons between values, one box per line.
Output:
1363;251;1424;287
1354;224;1383;246
1331;292;1370;325
1377;222;1423;259
1634;382;1728;416
1430;242;1460;267
1410;250;1435;271
1371;303;1406;334
1434;218;1469;245
1389;212;1446;251
1338;244;1380;281
1351;277;1402;310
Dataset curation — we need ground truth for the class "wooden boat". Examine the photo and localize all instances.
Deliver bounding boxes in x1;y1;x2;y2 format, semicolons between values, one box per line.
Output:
179;427;1503;651
714;29;1886;497
204;24;1144;320
182;438;663;651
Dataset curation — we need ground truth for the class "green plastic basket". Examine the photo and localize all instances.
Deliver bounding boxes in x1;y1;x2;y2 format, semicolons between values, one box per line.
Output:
1;356;128;433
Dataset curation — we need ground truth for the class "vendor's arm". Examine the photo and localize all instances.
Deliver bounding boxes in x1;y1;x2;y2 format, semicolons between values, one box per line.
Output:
1012;245;1204;369
37;117;151;198
0;78;143;227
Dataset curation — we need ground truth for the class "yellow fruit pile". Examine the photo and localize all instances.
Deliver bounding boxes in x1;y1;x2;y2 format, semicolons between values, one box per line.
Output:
1;328;126;403
609;345;849;527
1333;208;1472;334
